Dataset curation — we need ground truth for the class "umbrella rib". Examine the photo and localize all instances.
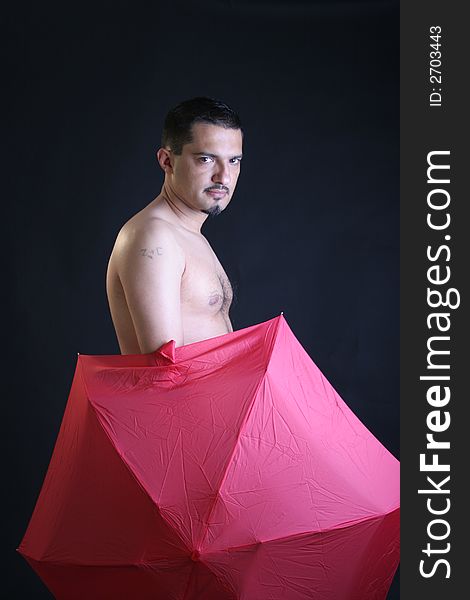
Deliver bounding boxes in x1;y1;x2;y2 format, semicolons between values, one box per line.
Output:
180;435;195;544
79;366;198;559
198;316;283;551
203;507;400;554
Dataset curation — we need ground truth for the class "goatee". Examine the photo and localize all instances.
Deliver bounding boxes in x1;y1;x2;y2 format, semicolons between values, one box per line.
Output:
201;205;222;217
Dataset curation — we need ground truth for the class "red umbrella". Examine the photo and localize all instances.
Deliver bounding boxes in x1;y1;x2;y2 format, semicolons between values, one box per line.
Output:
18;314;399;599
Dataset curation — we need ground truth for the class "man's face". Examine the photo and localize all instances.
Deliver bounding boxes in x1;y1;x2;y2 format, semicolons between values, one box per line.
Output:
169;123;243;217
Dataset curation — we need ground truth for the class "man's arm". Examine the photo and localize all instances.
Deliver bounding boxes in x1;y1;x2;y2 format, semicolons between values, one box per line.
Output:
116;221;186;353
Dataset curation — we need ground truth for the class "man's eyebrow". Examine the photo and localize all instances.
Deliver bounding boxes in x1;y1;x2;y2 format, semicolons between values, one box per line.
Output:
192;152;243;159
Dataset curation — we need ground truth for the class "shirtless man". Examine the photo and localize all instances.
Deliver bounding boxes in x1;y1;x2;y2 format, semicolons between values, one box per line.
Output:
106;97;243;354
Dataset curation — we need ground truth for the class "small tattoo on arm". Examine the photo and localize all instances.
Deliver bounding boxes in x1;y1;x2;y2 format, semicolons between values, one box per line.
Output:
139;247;163;259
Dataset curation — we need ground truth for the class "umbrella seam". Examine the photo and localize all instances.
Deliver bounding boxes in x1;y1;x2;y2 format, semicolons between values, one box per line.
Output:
78;358;195;559
17;506;399;566
197;507;401;556
198;314;284;553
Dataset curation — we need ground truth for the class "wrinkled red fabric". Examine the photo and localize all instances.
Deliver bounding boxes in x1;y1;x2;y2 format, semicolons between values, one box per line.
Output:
18;314;399;599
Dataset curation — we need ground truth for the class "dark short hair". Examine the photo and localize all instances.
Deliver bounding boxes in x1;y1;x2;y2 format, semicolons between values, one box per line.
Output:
161;97;242;155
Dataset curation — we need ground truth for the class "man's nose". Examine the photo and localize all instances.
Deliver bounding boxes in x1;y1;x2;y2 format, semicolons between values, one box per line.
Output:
212;162;231;186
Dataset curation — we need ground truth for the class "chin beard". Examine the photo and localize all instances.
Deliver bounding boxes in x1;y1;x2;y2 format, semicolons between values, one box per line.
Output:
201;205;222;217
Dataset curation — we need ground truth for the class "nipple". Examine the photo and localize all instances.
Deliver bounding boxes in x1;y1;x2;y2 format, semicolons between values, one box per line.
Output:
208;292;223;306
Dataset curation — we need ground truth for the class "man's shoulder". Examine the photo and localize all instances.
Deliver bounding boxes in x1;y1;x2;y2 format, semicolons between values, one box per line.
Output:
117;214;181;248
112;214;185;276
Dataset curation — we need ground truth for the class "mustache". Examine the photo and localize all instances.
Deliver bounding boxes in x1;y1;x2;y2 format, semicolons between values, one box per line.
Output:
205;185;229;193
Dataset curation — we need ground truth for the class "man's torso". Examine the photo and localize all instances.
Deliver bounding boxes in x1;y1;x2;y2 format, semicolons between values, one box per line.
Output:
106;205;233;353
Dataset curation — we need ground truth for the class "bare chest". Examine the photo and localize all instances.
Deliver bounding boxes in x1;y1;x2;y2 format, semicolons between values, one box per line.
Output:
179;237;233;314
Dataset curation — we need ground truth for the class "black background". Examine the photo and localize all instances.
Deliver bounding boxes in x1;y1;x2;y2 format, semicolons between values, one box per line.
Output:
5;1;399;598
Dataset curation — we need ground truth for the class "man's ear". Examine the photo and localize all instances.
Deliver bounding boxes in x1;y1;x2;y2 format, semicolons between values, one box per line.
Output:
156;148;173;174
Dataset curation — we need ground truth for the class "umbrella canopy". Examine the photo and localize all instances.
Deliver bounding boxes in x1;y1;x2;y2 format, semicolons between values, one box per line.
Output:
18;314;399;599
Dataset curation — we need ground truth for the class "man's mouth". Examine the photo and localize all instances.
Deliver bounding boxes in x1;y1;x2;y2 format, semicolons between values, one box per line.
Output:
205;187;228;198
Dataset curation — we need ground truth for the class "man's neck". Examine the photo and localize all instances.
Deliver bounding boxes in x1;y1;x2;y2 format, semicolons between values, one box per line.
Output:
156;182;208;234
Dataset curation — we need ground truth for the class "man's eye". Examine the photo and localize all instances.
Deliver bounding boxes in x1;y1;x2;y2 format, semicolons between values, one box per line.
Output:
230;158;241;165
199;156;212;163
